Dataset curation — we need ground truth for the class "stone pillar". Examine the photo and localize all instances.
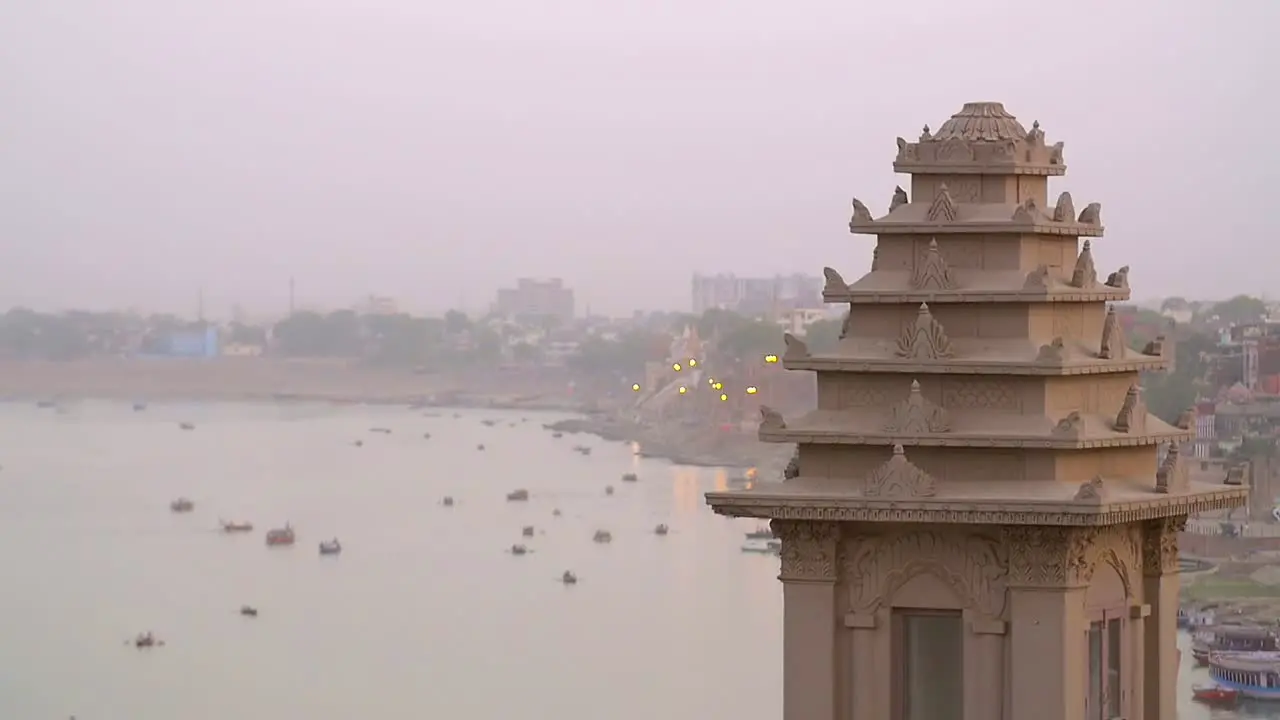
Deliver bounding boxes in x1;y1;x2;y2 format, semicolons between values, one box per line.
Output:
1142;516;1185;720
773;519;841;720
1004;526;1089;720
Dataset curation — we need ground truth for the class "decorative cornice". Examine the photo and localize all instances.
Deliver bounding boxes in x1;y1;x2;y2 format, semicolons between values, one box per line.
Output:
850;197;874;228
1074;475;1107;503
759;427;1191;450
848;221;1105;237
864;445;938;498
782;356;1168;376
882;380;951;433
1078;202;1103;226
706;488;1247;527
824;286;1131;305
894;303;953;359
1105;266;1130;290
911;238;957;290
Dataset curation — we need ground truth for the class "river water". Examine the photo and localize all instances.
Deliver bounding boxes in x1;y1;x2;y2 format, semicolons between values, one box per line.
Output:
0;401;1265;719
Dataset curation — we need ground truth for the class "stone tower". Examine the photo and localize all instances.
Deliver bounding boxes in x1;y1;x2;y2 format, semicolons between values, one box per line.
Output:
706;102;1245;720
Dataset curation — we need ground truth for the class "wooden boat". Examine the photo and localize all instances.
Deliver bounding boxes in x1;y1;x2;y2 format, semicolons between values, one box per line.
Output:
593;530;613;543
318;539;342;555
742;538;782;554
506;489;529;502
134;632;158;648
1191;684;1240;706
561;570;578;584
1193;625;1278;666
654;524;670;536
522;526;535;537
240;605;258;617
441;496;454;507
178;422;195;431
220;520;253;533
621;473;638;483
169;498;194;513
745;526;774;540
1208;650;1280;700
510;544;528;556
265;525;295;547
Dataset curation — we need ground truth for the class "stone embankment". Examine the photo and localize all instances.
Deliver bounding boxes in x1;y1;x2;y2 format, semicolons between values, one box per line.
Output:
545;415;793;475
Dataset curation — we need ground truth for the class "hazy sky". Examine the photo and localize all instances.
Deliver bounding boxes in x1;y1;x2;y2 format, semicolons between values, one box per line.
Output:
0;0;1273;318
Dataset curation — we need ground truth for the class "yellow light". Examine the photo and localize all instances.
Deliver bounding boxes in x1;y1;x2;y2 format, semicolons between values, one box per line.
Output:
632;383;641;392
746;386;758;394
713;382;723;390
672;363;682;371
719;393;728;402
688;359;697;367
678;386;687;394
764;354;778;364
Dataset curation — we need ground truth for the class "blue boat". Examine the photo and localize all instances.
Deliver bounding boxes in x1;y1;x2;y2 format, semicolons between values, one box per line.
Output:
1209;650;1280;700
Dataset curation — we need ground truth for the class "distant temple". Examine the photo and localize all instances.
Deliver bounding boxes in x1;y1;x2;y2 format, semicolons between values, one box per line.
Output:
707;102;1246;720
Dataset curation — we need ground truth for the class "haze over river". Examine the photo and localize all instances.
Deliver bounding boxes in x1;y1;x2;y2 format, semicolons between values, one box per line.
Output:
0;402;1255;718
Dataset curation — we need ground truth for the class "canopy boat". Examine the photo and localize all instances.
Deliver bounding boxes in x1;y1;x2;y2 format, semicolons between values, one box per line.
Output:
510;544;528;556
240;605;258;617
170;498;194;513
561;570;578;585
319;539;341;555
745;526;774;541
742;538;781;554
134;632;158;648
1209;650;1280;700
506;489;529;502
1192;684;1240;707
621;473;638;483
1193;625;1278;666
593;530;613;543
654;524;670;536
265;525;295;547
221;520;253;533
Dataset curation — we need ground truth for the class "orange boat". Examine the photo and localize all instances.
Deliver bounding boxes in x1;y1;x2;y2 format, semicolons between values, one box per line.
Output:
1192;685;1240;707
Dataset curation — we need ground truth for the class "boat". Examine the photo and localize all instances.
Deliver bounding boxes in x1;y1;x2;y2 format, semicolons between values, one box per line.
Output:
621;473;638;483
605;486;615;496
1208;651;1280;700
481;419;497;427
593;530;613;543
742;538;782;554
522;526;535;537
441;496;455;507
745;526;774;540
552;432;563;438
422;432;431;439
240;605;258;617
134;632;159;648
510;544;528;556
178;422;195;430
477;444;486;451
132;402;147;412
561;570;578;585
369;427;392;434
654;524;669;536
265;525;296;547
1191;684;1240;706
36;400;56;409
1193;625;1279;666
506;489;529;502
319;539;342;555
170;498;194;513
220;520;253;533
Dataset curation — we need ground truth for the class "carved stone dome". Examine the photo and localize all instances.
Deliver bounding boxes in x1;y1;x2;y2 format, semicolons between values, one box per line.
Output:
931;102;1028;142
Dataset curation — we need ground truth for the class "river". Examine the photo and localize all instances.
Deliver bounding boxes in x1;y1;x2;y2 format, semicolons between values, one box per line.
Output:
0;401;1265;719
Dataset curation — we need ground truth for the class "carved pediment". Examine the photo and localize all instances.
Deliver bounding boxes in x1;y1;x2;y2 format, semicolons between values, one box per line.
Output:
1070;240;1097;288
850;198;874;227
1011;198;1040;224
1037;337;1066;364
1052;411;1084;440
1155;444;1188;494
1105;266;1130;290
927;185;958;223
936;137;973;162
759;405;786;432
1100;305;1126;359
1078;202;1102;225
783;333;809;361
1074;475;1107;503
823;266;848;294
883;380;951;434
1023;265;1051;290
864;445;937;498
1052;192;1076;223
890;185;909;212
1114;384;1147;434
894;303;953;360
912;238;956;290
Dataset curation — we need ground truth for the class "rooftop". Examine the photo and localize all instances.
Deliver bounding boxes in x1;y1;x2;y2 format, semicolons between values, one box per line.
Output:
930;102;1029;143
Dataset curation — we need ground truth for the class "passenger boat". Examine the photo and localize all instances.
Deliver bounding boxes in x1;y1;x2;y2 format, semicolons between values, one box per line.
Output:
318;539;342;555
170;498;194;513
621;473;638;483
742;538;782;554
510;544;528;556
240;605;258;617
1193;625;1278;666
1191;683;1240;707
265;525;295;547
1208;651;1280;700
561;570;578;584
220;520;253;533
134;632;158;648
593;530;613;543
506;489;529;502
745;526;774;540
654;524;669;536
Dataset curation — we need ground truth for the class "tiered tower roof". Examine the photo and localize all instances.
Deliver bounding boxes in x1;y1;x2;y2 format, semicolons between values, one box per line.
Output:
708;101;1246;526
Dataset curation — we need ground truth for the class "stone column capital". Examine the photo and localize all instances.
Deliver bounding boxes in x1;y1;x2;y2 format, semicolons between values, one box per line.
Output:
1141;516;1187;577
1002;525;1097;588
772;519;840;583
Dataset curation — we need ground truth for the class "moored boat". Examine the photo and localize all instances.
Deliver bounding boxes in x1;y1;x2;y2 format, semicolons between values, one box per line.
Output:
1209;651;1280;700
1193;625;1278;666
561;570;578;584
506;489;529;502
745;526;773;540
319;539;342;555
1192;684;1240;707
742;538;781;554
654;524;669;536
593;530;613;543
220;520;253;533
240;605;258;617
621;473;638;483
170;498;194;513
265;524;296;547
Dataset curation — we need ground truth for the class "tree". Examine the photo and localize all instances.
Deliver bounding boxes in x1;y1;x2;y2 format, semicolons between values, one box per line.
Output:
443;310;471;336
718;320;784;359
1212;295;1267;325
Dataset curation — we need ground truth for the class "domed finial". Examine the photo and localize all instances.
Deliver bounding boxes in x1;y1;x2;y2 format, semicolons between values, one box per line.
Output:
1032;120;1040;130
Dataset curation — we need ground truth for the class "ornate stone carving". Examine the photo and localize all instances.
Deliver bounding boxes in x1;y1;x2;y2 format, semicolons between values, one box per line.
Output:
1074;475;1107;503
843;530;1008;619
1143;335;1166;358
1052;411;1084;440
782;333;809;361
1099;305;1125;359
1011;197;1039;223
1025;120;1045;146
1050;141;1065;164
850;198;874;226
870;246;880;272
919;125;932;142
822;266;847;294
883;380;951;433
912;238;956;290
926;184;958;222
937;137;973;162
895;137;913;161
759;405;786;432
1114;384;1147;434
1037;337;1066;363
1078;202;1102;225
894;303;953;359
1052;191;1076;223
1023;264;1051;290
783;447;800;481
1070;240;1097;288
1156;444;1189;494
890;185;908;213
864;445;937;498
942;380;1019;411
1175;407;1196;431
1141;517;1187;576
772;520;838;582
1105;266;1130;290
839;304;853;340
1003;526;1095;587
